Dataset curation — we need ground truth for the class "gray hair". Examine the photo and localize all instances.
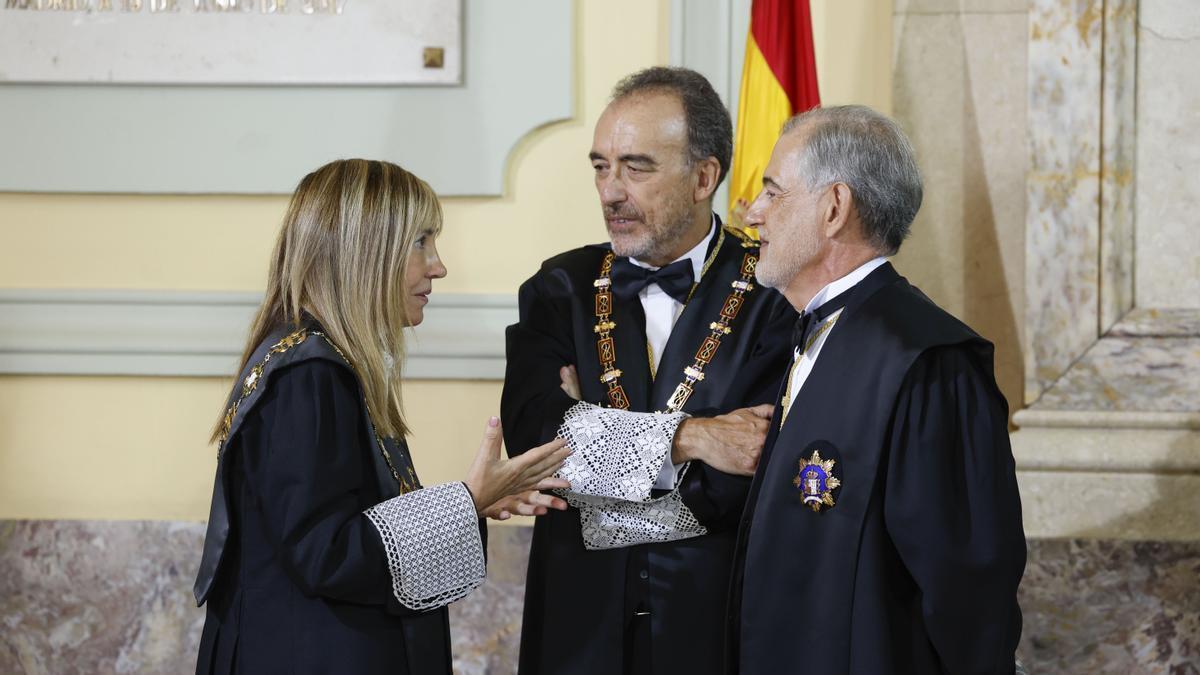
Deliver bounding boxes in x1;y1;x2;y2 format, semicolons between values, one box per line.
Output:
782;105;923;255
612;66;733;189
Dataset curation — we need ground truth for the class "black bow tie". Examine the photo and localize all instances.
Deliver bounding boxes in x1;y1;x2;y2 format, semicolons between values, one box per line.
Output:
791;289;853;350
610;257;695;304
791;311;814;350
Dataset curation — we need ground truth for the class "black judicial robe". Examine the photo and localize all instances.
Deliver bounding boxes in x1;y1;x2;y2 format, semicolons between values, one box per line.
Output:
501;223;796;674
728;263;1026;675
194;326;461;675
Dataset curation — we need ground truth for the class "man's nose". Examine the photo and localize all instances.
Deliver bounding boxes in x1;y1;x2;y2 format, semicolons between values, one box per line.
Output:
598;173;627;205
743;192;767;227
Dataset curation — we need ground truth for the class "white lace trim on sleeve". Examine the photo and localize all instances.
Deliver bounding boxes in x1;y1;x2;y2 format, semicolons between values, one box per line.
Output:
363;481;485;611
568;489;708;550
555;401;707;550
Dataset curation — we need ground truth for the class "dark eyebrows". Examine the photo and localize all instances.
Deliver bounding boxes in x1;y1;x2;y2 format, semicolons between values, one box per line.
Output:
761;176;783;191
619;153;658;167
588;152;659;168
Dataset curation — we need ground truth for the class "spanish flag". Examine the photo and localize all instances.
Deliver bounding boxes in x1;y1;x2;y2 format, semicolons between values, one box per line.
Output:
729;0;821;223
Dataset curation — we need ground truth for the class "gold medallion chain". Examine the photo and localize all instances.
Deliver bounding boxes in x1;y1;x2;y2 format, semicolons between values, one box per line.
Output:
592;230;759;413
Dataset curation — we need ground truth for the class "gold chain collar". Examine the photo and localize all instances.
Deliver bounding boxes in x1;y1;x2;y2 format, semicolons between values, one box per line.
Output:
593;228;759;413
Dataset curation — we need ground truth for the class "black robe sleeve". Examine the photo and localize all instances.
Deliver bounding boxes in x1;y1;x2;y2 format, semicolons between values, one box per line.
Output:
678;293;795;531
238;360;416;614
501;271;581;457
883;345;1026;674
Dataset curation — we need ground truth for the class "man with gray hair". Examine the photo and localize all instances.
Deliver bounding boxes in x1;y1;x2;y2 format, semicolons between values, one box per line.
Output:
726;105;1026;674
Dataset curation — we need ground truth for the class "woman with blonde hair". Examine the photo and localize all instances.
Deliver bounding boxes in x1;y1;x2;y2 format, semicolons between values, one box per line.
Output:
193;159;570;674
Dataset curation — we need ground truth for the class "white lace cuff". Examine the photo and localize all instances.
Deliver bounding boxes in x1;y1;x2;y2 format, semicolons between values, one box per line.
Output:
568;489;708;550
555;401;688;502
363;481;485;611
554;402;706;550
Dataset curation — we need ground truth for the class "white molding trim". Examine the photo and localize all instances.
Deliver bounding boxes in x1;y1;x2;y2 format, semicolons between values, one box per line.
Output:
1013;408;1200;431
0;290;516;380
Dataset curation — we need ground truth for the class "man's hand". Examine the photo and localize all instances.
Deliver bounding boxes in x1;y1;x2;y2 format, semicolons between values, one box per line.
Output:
559;364;581;400
671;404;773;476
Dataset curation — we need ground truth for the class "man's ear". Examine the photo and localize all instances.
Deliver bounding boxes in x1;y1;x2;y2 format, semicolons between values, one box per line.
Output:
823;182;854;238
693;156;722;203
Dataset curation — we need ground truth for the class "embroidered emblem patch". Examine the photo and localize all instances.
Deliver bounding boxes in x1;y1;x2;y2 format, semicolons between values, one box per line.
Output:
793;450;841;513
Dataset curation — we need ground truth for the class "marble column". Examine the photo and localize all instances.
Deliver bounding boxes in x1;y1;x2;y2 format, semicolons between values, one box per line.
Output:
897;0;1200;671
1010;0;1200;670
1025;0;1104;403
1134;0;1200;309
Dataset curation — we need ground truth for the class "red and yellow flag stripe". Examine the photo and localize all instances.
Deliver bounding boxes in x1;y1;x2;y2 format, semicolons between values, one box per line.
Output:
729;0;821;225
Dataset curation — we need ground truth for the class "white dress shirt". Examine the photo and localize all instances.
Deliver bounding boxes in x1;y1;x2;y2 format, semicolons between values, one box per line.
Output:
783;257;889;419
628;215;718;488
628;215;718;372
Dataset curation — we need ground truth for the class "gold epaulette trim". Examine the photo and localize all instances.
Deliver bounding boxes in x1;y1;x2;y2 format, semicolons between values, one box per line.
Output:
214;328;415;494
216;328;310;458
723;223;760;248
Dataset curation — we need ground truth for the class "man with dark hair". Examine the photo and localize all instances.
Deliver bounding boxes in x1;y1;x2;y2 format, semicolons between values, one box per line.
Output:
501;67;794;674
727;105;1026;674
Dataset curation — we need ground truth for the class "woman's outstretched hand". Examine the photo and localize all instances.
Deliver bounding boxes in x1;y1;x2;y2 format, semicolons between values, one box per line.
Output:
481;484;570;520
464;417;572;520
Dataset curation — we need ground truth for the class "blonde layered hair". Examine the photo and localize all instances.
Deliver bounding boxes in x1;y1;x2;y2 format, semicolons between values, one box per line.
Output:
213;159;442;443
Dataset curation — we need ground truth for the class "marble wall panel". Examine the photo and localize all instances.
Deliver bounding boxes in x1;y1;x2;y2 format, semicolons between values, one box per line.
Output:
1025;0;1104;403
0;520;533;675
3;522;1199;674
1018;539;1200;674
1031;336;1200;412
447;526;531;674
1135;0;1200;308
1112;308;1200;337
0;520;206;675
892;9;1028;413
1099;0;1137;330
